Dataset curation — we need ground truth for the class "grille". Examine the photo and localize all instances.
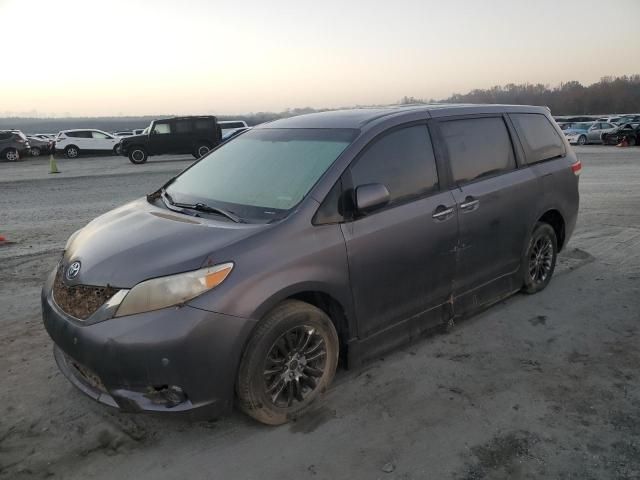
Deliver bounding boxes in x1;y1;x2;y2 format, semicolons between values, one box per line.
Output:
52;266;118;320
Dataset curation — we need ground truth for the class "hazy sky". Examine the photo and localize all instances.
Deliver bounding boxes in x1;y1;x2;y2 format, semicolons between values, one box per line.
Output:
2;0;639;116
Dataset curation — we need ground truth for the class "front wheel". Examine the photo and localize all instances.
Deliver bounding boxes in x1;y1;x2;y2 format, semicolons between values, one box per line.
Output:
629;137;637;147
522;222;558;294
30;147;41;157
64;145;79;158
128;146;148;164
577;135;587;146
236;300;339;425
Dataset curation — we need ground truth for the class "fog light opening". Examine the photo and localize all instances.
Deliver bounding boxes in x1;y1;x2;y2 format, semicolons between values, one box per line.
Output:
147;385;188;408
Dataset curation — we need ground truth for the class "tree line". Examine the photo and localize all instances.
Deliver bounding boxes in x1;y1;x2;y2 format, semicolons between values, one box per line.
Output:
400;75;640;115
3;75;639;133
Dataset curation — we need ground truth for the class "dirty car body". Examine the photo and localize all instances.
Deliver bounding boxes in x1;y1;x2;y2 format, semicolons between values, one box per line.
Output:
42;104;580;420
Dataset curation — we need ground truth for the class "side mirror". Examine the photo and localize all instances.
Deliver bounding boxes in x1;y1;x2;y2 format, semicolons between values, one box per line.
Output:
355;183;390;214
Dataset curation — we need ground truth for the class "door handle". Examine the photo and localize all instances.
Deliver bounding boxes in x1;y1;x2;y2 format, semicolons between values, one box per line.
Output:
460;197;479;212
432;205;454;221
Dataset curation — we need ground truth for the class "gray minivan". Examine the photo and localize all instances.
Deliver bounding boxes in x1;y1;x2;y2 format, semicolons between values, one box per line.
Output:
42;105;580;425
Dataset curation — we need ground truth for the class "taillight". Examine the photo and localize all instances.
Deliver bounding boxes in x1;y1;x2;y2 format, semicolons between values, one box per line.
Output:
571;160;582;176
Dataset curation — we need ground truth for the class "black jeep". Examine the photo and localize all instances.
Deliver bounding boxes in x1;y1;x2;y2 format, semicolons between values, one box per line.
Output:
118;116;222;164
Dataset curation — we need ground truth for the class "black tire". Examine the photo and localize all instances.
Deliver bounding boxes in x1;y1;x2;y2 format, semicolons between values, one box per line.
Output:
577;135;587;146
4;148;19;161
30;147;41;157
193;143;212;159
64;145;79;158
236;300;339;425
128;146;148;164
522;222;558;294
629;137;637;147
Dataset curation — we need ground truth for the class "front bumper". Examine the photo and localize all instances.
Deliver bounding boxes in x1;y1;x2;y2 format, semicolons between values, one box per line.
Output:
41;269;256;417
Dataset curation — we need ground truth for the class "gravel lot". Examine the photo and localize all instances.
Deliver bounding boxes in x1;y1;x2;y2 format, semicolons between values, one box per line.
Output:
1;147;639;479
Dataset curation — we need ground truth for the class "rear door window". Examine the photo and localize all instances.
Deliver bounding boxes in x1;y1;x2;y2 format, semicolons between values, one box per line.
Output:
175;120;193;133
510;113;565;164
440;117;516;185
349;125;439;206
68;131;92;138
91;131;110;139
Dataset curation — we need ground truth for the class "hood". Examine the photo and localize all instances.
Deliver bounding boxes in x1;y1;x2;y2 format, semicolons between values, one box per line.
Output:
120;133;147;145
63;198;265;288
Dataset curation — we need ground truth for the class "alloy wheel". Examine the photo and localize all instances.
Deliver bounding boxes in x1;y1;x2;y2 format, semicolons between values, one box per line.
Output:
132;149;145;162
198;145;210;157
6;150;18;161
263;326;327;408
528;236;553;284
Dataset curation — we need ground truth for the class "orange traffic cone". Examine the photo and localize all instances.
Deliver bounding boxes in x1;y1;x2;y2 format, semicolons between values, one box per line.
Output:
616;136;629;148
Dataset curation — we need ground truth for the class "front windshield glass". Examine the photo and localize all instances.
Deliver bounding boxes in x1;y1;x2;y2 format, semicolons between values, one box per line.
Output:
570;123;592;131
166;128;358;222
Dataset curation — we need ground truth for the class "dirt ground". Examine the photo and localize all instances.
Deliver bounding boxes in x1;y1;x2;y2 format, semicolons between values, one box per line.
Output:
0;147;639;479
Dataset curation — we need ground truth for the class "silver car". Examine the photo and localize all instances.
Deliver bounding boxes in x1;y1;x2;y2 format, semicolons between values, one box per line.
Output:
586;122;618;144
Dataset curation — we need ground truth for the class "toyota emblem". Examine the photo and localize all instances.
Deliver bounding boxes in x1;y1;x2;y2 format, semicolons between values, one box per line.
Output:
66;261;81;280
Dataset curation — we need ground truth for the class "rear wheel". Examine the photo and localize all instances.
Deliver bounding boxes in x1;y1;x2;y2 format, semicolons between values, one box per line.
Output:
577;135;587;146
522;222;557;294
64;145;79;158
629;137;637;147
4;148;18;161
236;300;339;425
30;147;41;157
193;143;212;159
128;146;148;164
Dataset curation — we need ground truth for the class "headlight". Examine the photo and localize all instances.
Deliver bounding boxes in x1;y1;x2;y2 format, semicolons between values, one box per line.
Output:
114;262;233;317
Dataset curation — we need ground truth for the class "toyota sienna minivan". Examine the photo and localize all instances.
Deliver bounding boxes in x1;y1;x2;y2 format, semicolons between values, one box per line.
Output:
42;105;580;425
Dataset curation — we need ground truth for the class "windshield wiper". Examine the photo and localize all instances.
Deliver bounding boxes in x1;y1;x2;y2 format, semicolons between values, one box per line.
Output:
161;190;244;223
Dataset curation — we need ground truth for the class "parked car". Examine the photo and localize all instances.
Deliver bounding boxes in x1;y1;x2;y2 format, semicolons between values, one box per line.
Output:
219;120;249;138
26;136;54;156
55;129;121;158
563;122;616;145
32;133;57;140
601;123;640;146
118;116;222;164
42;105;580;425
563;123;592;145
614;114;640;125
595;116;621;124
222;126;250;140
0;130;30;161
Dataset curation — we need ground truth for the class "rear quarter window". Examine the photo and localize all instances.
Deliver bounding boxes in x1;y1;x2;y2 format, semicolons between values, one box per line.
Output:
510;113;565;164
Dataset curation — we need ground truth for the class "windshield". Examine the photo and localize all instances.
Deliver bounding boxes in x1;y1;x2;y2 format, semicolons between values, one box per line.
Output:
568;123;592;131
165;128;358;222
